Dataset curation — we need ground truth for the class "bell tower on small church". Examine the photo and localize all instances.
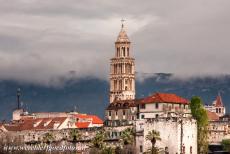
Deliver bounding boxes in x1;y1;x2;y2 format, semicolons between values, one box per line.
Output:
109;21;135;103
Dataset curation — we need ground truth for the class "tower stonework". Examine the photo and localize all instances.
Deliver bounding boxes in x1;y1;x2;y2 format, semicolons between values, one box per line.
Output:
109;23;135;103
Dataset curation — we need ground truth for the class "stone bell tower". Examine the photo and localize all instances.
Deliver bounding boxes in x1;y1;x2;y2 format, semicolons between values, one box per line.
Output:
109;21;135;103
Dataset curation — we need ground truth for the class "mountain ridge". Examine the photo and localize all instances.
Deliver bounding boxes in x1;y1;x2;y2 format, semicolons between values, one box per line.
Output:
0;73;229;121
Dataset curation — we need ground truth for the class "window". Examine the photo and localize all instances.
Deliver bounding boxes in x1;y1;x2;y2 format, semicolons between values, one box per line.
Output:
190;146;192;154
123;110;126;116
115;111;118;116
109;111;111;116
155;103;159;109
216;108;218;113
155;114;159;118
141;114;145;119
140;145;143;153
141;104;145;109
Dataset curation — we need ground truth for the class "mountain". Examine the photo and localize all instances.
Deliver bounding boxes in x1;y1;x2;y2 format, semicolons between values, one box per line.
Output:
0;73;229;121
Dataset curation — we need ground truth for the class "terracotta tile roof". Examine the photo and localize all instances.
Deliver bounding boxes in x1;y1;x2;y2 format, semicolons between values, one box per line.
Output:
214;95;224;107
75;122;90;128
3;117;67;131
74;114;103;125
207;110;219;121
139;93;189;105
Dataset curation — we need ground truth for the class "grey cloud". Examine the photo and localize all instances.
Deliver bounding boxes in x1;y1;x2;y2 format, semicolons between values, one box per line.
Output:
0;0;230;86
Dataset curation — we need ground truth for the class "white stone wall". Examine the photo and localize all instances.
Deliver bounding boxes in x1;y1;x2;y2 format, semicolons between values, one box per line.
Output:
136;118;197;154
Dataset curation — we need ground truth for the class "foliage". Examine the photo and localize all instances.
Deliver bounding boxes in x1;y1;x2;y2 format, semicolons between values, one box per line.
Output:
190;96;209;154
91;131;106;149
43;132;54;144
221;139;230;152
69;128;81;142
145;130;161;154
101;146;115;154
120;128;134;145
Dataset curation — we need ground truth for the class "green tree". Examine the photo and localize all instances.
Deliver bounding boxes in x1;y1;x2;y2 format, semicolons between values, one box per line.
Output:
190;96;209;154
69;128;81;142
43;132;54;144
221;139;230;152
145;130;161;154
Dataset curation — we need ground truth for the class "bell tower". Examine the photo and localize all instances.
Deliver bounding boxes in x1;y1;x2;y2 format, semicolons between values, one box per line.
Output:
109;21;135;103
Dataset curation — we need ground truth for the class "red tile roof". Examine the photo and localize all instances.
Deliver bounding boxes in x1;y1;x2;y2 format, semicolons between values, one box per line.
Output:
207;110;219;121
75;122;90;128
3;117;67;131
74;114;103;124
139;93;189;104
214;95;224;107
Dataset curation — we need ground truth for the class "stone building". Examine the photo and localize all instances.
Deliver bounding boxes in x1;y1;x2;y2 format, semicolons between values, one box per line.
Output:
104;99;138;139
109;22;135;103
136;118;197;154
137;92;191;120
0;111;103;146
205;94;226;117
207;112;230;144
135;93;197;154
105;22;198;153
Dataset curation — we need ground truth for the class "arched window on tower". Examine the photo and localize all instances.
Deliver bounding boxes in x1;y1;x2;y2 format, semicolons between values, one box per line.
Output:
130;80;132;90
114;80;117;91
127;47;129;57
119;80;122;91
122;47;125;57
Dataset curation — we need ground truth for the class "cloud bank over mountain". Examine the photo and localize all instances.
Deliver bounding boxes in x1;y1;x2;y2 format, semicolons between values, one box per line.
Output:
0;0;230;86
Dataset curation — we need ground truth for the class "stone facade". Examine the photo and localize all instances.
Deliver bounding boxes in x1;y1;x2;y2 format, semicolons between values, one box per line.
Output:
205;94;226;117
136;118;197;154
104;100;137;139
109;23;135;103
208;114;230;144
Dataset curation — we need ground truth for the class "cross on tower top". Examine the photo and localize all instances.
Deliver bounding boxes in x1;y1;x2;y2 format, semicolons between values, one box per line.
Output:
121;18;125;28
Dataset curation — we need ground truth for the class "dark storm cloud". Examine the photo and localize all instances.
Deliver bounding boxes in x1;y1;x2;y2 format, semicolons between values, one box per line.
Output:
0;0;230;85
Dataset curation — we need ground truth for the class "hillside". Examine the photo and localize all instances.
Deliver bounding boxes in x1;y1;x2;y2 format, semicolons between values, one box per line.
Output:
0;73;229;121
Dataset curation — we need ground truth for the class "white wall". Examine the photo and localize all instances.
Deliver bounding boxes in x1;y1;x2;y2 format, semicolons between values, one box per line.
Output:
136;118;197;154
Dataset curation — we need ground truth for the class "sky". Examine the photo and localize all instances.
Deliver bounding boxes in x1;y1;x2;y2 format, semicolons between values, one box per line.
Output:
0;0;230;86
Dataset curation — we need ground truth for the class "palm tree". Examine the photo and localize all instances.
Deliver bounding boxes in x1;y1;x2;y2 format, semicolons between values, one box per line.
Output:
43;132;54;144
120;128;134;145
145;130;161;154
69;128;81;142
120;128;135;153
91;131;106;149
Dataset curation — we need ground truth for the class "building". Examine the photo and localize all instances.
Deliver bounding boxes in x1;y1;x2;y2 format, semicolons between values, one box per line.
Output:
104;99;138;139
207;111;230;144
109;22;135;103
204;94;230;144
205;94;226;117
135;93;197;154
137;92;191;119
0;110;103;145
105;22;198;154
